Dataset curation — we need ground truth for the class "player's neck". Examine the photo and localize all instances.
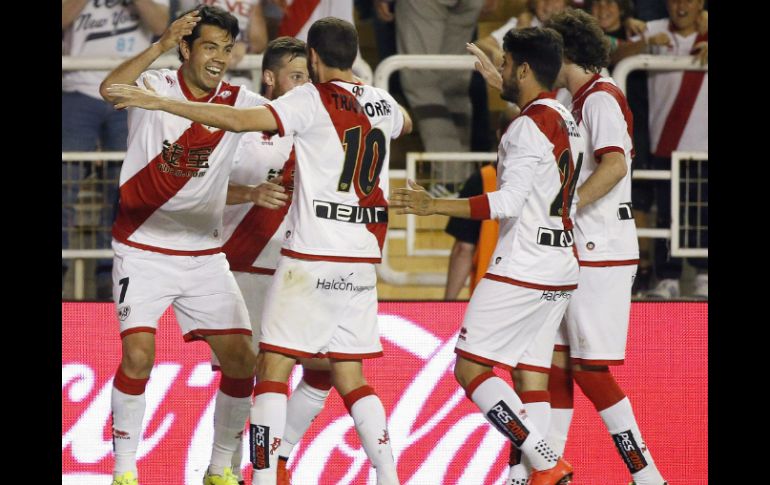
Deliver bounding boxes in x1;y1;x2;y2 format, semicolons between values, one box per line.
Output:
518;84;546;108
316;64;355;84
565;65;598;96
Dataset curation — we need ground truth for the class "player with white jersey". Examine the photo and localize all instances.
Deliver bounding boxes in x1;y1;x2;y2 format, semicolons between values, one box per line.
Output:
537;10;667;485
99;7;288;485
105;17;414;485
394;27;582;485
212;36;334;485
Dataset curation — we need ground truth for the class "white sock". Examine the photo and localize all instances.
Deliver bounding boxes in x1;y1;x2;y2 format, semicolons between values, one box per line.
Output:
506;392;551;483
468;374;558;471
231;434;244;481
546;408;573;456
344;386;399;485
600;397;665;484
277;376;331;459
250;381;288;485
111;369;148;478
210;389;252;476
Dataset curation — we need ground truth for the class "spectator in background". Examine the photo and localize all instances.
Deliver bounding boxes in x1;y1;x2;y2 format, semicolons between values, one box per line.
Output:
62;0;170;298
176;0;269;87
641;0;708;299
395;0;493;191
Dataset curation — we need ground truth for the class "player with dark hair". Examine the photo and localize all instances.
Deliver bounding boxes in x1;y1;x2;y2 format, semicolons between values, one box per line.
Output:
106;16;413;485
393;27;583;485
99;6;288;485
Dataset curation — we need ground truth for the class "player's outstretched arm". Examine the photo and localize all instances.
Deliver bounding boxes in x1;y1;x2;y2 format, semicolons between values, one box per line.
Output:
576;151;627;210
227;181;288;208
105;83;279;133
398;104;413;136
391;180;473;218
100;10;201;103
466;42;503;91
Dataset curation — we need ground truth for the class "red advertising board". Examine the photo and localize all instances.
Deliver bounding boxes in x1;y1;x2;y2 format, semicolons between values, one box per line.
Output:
62;302;707;484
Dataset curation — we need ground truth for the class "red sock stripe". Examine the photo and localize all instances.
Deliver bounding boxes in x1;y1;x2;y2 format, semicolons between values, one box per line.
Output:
508;445;522;466
465;371;497;400
519;390;551;404
549;365;574;409
303;369;332;391
573;369;626;411
113;366;149;396
253;380;289;397
219;374;255;398
342;385;376;414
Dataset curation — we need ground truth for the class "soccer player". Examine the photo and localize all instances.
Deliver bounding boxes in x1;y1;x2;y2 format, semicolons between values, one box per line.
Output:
392;27;583;485
539;9;668;484
106;16;413;485
99;7;287;485
215;36;333;485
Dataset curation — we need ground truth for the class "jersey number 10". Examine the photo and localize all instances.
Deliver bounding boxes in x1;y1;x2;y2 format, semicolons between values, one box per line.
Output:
337;126;387;196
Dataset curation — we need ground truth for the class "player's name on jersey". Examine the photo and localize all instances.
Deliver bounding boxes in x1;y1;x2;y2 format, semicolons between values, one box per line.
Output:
313;200;388;224
330;91;393;118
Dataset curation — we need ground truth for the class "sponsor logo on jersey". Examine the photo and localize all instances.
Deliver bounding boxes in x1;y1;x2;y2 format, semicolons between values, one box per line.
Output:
158;140;212;178
316;273;374;293
540;290;572;302
536;227;574;248
612;430;648;473
250;424;269;470
165;75;176;87
486;401;529;447
314;200;388;224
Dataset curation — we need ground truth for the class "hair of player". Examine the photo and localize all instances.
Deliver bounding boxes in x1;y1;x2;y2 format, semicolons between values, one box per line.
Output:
585;0;636;22
262;36;307;73
545;8;610;73
306;17;358;70
176;5;240;63
501;27;564;90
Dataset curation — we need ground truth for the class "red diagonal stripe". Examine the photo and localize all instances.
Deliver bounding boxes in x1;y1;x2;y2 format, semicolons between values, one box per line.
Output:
277;0;322;37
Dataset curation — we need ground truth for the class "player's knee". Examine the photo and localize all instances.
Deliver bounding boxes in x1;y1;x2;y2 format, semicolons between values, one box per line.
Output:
121;345;155;375
453;359;476;389
219;343;257;377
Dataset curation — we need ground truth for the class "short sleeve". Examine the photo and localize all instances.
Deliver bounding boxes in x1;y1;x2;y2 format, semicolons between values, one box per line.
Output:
583;91;627;160
137;69;174;97
266;83;319;137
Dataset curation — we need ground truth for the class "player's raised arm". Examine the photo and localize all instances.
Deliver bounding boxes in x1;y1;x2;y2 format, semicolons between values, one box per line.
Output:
100;11;201;103
105;83;279;133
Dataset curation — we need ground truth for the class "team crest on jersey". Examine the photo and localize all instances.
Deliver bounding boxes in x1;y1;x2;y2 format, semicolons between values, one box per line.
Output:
216;90;232;99
117;305;131;321
159;140;211;178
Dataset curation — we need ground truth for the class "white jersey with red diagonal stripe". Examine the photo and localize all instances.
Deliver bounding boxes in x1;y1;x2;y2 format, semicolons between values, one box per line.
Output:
482;94;584;289
112;68;265;255
642;19;708;156
276;0;354;41
266;80;404;262
570;75;639;265
221;131;295;273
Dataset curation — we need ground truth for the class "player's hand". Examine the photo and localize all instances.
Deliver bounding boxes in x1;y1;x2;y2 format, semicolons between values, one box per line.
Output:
646;32;673;49
374;0;394;22
696;10;708;35
157;10;200;52
390;179;435;216
250;181;289;209
624;17;647;38
106;79;162;110
466;42;503;91
693;41;708;66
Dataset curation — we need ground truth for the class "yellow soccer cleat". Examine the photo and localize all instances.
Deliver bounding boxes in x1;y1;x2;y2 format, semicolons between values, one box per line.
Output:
203;467;240;485
111;471;139;485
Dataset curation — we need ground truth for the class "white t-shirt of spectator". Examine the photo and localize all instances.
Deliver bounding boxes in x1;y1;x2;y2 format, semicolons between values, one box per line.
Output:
177;0;259;43
112;68;264;254
639;18;708;157
62;0;170;99
266;80;404;262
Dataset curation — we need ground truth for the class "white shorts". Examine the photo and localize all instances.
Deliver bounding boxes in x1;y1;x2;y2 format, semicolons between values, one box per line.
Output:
259;256;382;359
455;277;572;370
112;240;251;341
211;271;273;368
563;264;636;365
